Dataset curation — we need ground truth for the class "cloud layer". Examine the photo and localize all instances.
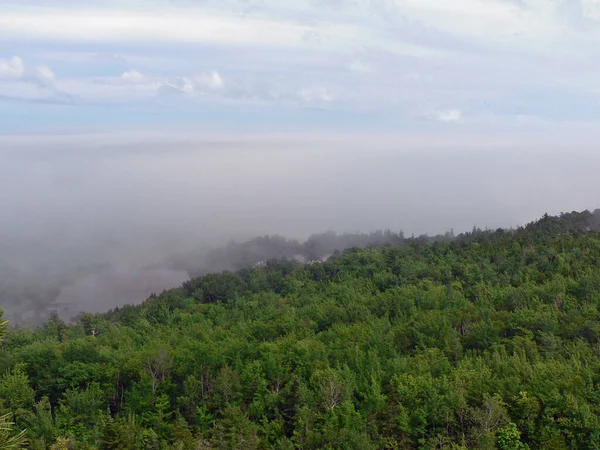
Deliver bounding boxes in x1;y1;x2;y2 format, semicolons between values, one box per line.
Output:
1;0;600;132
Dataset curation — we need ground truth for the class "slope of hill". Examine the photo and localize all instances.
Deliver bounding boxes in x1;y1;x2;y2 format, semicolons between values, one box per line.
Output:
1;227;449;326
1;210;600;449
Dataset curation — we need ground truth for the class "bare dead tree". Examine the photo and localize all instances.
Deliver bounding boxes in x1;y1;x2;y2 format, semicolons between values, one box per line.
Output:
145;348;173;399
321;374;344;410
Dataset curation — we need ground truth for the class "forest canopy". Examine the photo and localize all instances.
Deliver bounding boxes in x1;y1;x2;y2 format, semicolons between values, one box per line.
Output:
1;209;600;449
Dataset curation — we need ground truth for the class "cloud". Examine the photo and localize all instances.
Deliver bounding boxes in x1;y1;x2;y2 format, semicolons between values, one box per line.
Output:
55;67;338;107
91;70;224;98
3;1;600;131
33;65;55;84
0;56;25;79
0;6;446;60
347;60;373;73
582;0;600;21
157;72;225;96
298;87;334;105
194;71;225;90
0;56;64;103
436;109;462;122
0;56;55;84
121;69;147;84
161;77;196;95
0;10;343;50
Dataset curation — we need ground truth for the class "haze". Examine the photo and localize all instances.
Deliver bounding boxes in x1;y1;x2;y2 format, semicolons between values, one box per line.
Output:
2;0;600;323
0;132;598;323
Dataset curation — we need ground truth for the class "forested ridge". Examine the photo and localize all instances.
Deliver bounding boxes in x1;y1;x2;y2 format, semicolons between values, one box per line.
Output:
1;210;600;449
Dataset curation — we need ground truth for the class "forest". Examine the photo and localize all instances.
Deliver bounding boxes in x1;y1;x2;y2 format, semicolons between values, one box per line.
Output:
1;209;600;449
167;228;455;278
0;225;453;326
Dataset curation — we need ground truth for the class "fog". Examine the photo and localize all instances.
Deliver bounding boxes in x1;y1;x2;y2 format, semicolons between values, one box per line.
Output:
1;132;599;324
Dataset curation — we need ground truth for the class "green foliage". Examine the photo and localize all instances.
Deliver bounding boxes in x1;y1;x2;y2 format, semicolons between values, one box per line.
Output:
1;211;600;448
0;312;28;450
102;414;157;450
49;437;75;450
0;312;8;345
55;382;108;446
211;405;259;450
28;397;56;449
0;413;27;449
496;423;527;450
0;364;35;422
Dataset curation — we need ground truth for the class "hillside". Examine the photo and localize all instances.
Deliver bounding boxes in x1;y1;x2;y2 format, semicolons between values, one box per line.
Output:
1;210;600;449
1;226;450;326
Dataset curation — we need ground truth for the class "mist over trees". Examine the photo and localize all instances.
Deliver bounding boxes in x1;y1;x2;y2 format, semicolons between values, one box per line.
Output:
168;229;414;276
0;228;444;325
2;134;600;326
1;210;600;448
1;210;599;326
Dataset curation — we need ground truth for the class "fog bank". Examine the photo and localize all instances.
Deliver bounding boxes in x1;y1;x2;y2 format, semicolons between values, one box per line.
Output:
1;132;598;323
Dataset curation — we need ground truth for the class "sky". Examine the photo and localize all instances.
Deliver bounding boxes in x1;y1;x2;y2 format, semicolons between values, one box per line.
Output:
2;0;600;134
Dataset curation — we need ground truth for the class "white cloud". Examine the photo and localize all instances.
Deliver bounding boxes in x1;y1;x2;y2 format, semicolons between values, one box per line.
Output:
121;69;147;84
347;60;373;73
0;57;25;79
51;67;340;107
3;0;600;128
0;56;63;102
0;56;55;84
98;70;213;97
299;87;334;105
0;7;445;59
158;72;225;96
582;0;600;20
0;10;345;50
436;109;462;122
4;2;600;58
57;77;157;101
162;76;196;95
194;71;225;90
33;65;55;84
0;79;67;103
